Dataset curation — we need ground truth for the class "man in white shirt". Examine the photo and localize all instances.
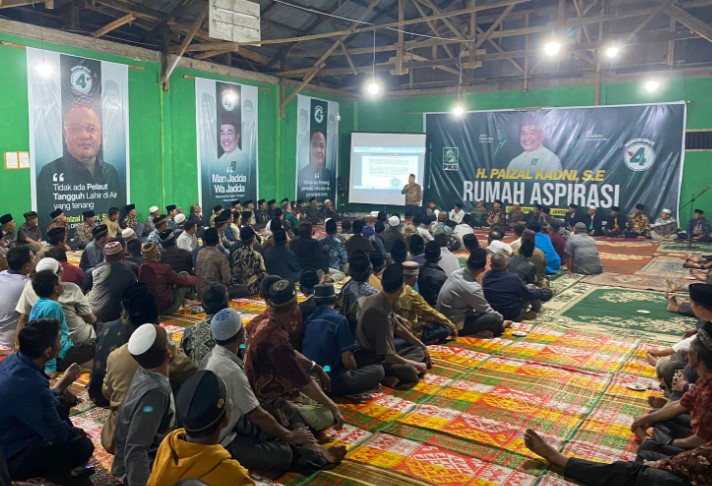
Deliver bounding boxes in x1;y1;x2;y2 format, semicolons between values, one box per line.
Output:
200;308;336;472
0;246;34;350
437;248;510;338
177;221;198;252
449;203;465;224
487;229;513;256
507;115;562;173
413;213;434;243
452;214;475;248
435;234;461;275
16;257;97;351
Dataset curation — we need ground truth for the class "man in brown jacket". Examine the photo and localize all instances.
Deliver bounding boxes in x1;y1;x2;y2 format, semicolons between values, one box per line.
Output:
138;242;198;315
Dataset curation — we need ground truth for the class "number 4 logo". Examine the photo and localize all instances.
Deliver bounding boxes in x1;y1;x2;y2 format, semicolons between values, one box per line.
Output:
624;139;655;172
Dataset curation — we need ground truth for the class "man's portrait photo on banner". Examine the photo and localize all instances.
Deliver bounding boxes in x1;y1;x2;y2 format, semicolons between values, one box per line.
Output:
216;83;250;179
506;112;562;172
31;52;126;234
297;97;335;200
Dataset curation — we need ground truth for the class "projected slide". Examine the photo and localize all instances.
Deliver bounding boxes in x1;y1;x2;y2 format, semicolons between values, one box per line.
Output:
349;132;426;206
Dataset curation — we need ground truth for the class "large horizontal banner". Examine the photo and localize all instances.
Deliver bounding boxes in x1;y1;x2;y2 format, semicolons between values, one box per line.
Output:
28;48;129;235
425;103;686;218
196;78;258;211
296;95;339;202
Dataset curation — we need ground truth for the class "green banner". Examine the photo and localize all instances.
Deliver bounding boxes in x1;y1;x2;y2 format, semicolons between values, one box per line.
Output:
425;103;686;218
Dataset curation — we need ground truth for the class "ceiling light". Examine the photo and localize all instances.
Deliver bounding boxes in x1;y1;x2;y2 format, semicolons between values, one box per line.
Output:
366;78;381;96
452;103;465;117
543;40;562;57
605;45;620;59
644;79;661;93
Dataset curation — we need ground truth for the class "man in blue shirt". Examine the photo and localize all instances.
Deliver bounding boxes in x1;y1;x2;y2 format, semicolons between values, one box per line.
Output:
483;253;554;321
302;283;384;396
28;270;74;375
531;223;561;274
0;318;93;480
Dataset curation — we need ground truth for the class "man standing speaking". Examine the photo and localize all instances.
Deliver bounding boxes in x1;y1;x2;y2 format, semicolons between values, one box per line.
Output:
401;174;422;218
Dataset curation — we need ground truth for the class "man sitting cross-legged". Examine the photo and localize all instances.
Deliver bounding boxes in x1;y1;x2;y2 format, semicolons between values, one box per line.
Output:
244;279;347;444
112;324;178;485
355;264;432;388
88;282;157;407
395;261;458;344
483;253;554;321
303;283;385;396
0;318;93;482
147;370;254;485
180;283;230;366
525;320;712;486
437;248;512;338
139;241;199;315
202;308;342;473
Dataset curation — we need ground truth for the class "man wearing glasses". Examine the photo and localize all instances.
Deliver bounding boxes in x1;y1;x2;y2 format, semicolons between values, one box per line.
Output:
37;104;121;225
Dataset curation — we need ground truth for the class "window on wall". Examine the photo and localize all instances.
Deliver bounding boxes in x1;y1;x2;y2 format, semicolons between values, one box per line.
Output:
686;130;712;151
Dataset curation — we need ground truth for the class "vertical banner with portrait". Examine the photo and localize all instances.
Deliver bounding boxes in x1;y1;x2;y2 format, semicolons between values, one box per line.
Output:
27;48;129;236
195;78;259;211
296;95;339;202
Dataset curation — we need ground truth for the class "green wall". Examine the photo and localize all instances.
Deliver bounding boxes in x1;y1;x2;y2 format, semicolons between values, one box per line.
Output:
0;30;354;225
0;26;709;222
352;77;712;215
0;32;162;224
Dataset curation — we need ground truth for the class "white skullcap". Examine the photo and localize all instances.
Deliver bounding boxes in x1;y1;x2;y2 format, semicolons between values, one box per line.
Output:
210;308;243;341
128;324;158;356
121;228;136;240
488;240;511;255
324;199;331;205
174;213;186;224
388;215;400;227
35;257;60;274
662;208;672;214
588;205;597;210
149;206;159;213
512;201;520;205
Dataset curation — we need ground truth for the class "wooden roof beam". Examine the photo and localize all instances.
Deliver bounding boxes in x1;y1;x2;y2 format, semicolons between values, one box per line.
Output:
233;0;530;47
162;6;207;90
663;2;712;43
91;13;135;38
289;2;706;60
279;0;383;115
0;0;50;8
278;29;701;78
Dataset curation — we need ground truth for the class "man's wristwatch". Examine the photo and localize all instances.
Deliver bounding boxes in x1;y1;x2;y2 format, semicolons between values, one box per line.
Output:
309;360;317;371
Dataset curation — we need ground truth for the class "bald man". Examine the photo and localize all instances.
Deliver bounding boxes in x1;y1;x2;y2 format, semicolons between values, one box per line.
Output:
507;115;562;173
37;104;121;223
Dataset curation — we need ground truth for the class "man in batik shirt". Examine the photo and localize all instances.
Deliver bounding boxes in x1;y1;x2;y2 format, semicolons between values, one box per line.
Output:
684;209;712;243
626;203;651;238
230;226;267;296
74;211;96;249
47;208;71;250
486;200;506;227
0;214;16;251
121;204;138;230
